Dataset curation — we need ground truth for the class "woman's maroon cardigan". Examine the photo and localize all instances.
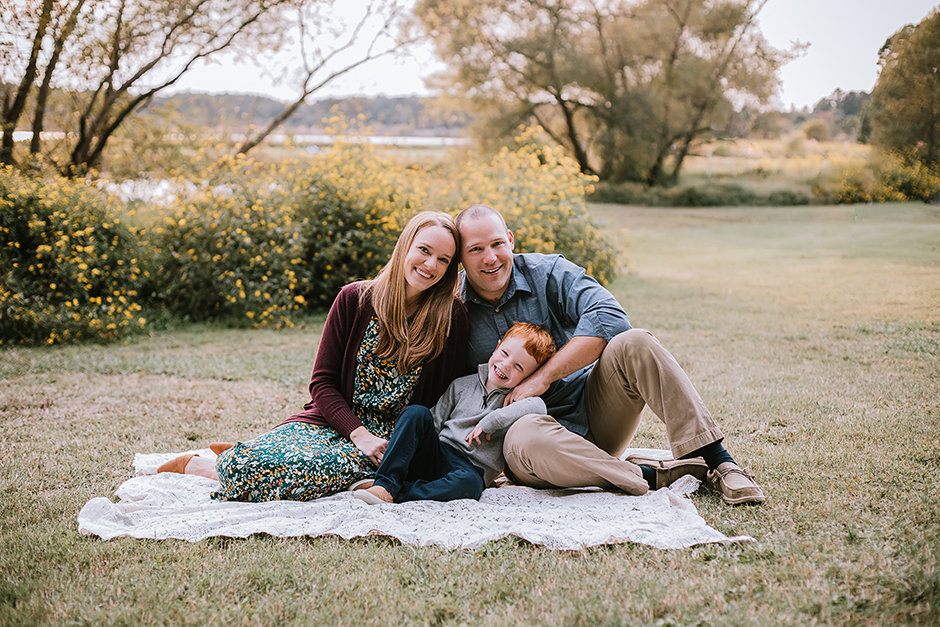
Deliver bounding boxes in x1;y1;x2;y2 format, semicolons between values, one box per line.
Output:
280;282;469;438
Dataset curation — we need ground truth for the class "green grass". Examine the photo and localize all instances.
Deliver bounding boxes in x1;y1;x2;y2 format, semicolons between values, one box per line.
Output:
2;202;939;625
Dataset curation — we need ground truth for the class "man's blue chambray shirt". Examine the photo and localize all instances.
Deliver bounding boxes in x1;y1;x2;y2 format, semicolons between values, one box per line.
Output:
460;253;631;435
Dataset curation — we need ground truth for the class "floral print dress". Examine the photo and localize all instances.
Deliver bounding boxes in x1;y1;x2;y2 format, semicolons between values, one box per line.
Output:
212;316;422;502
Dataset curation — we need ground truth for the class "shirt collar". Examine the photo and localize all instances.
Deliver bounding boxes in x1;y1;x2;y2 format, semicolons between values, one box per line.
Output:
477;363;510;405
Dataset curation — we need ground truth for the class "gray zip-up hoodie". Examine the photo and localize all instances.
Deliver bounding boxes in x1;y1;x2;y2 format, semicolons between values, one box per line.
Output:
431;364;548;485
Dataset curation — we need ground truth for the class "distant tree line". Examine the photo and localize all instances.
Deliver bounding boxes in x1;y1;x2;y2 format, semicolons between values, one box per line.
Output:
148;93;470;134
726;88;871;144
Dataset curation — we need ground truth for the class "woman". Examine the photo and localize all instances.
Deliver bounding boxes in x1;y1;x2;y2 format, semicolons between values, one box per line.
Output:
158;211;468;501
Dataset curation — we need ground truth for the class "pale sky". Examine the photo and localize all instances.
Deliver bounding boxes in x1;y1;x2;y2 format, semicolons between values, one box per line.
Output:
168;0;940;111
758;0;939;109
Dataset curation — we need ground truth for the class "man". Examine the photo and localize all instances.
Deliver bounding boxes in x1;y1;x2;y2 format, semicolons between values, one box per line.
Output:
455;204;765;505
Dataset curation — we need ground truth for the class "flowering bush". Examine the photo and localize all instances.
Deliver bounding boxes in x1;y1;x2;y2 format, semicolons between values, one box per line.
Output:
148;156;303;323
151;139;428;324
3;123;616;341
0;167;150;345
874;152;940;203
291;139;429;305
152;127;615;327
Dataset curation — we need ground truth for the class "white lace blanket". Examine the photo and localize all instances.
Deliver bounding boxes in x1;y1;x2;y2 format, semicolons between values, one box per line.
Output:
77;448;753;550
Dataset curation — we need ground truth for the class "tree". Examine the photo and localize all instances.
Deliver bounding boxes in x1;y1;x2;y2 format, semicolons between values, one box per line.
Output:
748;110;786;139
838;114;859;139
416;0;791;184
868;9;940;164
2;0;423;172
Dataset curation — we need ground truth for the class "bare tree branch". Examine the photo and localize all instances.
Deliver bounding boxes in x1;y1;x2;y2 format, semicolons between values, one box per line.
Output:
237;0;419;154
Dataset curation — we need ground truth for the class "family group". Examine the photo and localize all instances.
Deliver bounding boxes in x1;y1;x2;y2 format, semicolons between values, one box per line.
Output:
158;205;765;507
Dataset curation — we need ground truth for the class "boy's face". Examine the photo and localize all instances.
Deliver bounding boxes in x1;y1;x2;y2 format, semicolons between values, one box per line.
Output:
486;336;539;390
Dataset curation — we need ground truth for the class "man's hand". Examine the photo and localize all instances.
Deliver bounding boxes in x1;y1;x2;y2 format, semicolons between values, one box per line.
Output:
349;426;388;467
503;373;550;406
503;335;608;407
465;424;492;446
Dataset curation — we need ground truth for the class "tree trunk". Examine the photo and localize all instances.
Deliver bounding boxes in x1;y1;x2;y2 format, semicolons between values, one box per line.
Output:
645;0;693;186
927;71;938;165
645;148;668;186
30;55;59;157
31;0;87;156
1;0;54;165
557;99;594;176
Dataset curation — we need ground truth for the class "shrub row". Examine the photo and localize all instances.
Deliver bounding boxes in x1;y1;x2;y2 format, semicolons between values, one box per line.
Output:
1;132;612;345
813;151;940;204
588;181;812;208
149;143;423;325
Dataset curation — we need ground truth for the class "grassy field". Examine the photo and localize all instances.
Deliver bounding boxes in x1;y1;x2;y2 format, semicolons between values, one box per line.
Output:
2;202;938;626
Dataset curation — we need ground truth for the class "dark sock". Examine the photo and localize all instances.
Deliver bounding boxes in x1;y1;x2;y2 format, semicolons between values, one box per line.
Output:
683;440;735;470
640;465;657;490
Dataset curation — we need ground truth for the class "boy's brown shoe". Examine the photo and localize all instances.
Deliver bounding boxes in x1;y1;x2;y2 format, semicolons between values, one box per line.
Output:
625;455;710;489
707;462;766;505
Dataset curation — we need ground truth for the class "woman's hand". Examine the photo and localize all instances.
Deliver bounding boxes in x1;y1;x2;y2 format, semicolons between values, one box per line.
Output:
349;426;388;467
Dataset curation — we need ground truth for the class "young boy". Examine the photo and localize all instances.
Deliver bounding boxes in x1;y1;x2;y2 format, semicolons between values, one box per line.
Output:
355;322;556;504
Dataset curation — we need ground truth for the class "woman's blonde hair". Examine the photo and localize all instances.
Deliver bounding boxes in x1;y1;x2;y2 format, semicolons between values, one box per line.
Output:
361;211;461;372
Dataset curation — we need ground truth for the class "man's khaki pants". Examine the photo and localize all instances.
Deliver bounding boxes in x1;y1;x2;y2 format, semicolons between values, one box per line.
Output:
502;329;724;495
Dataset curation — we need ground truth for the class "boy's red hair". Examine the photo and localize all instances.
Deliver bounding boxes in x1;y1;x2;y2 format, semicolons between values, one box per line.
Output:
501;322;556;365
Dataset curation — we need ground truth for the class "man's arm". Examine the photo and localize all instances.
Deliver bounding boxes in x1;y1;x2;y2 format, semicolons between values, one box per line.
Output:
501;257;630;406
469;396;548;443
504;335;607;405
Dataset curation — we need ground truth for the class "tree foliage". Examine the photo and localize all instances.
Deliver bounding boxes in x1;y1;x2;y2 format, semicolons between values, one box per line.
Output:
416;0;790;184
813;88;869;118
802;117;831;142
868;8;940;164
